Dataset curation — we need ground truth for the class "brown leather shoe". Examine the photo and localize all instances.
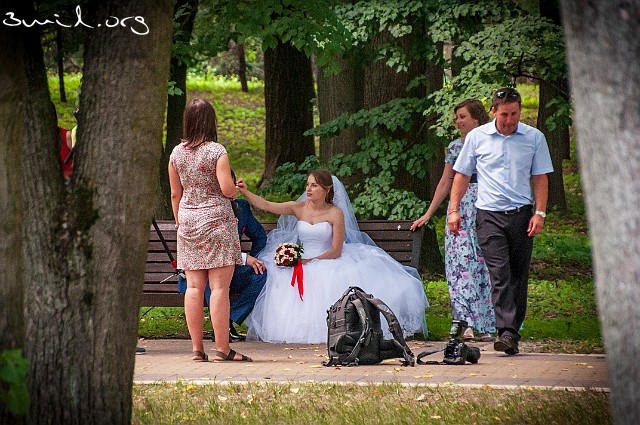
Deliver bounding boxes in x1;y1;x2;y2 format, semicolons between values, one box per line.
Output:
494;334;519;355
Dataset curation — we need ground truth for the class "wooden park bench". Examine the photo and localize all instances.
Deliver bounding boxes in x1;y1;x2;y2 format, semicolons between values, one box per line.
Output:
143;219;424;307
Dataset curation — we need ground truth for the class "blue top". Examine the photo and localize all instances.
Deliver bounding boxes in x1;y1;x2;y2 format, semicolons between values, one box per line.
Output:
453;120;553;211
235;199;267;257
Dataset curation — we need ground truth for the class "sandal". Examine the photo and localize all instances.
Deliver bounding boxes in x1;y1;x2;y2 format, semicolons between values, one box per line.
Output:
463;327;474;341
476;333;495;342
213;348;252;362
192;351;208;362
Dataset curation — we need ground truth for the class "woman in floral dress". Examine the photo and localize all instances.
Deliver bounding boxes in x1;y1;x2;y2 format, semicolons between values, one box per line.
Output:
411;99;496;340
169;99;251;362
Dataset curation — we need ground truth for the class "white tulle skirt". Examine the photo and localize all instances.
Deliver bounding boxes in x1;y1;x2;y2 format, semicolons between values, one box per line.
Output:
246;243;429;344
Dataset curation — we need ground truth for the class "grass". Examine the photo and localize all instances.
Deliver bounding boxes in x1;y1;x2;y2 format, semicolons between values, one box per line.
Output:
132;382;611;425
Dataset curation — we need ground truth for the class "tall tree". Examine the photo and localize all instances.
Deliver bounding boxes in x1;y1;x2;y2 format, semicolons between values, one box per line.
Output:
537;0;569;212
159;0;199;219
317;55;364;165
237;42;249;92
194;0;345;184
0;16;27;424
20;1;173;423
561;1;640;424
262;39;316;184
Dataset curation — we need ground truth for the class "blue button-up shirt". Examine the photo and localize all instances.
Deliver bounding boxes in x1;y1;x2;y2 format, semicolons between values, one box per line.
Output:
453;120;554;211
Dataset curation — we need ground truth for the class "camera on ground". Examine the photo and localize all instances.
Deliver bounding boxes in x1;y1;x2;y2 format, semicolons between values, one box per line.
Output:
442;319;481;365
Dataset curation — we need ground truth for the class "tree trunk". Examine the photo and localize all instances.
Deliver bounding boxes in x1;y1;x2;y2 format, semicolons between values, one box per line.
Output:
0;21;26;424
560;1;640;424
364;31;444;275
56;26;66;103
537;79;568;212
317;55;364;162
261;40;315;184
21;1;173;424
237;42;248;92
537;0;568;212
158;0;198;219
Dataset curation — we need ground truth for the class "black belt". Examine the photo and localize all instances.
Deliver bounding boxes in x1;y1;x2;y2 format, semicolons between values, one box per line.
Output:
499;205;532;215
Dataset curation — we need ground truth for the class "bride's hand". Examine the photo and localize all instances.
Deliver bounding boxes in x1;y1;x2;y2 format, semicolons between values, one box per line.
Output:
236;178;248;193
300;258;316;264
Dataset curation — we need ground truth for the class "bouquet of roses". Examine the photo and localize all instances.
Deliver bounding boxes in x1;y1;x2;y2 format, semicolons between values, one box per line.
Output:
274;243;304;267
274;243;305;300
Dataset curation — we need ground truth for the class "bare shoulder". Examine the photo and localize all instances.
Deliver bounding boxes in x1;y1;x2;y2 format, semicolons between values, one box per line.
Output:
329;205;344;222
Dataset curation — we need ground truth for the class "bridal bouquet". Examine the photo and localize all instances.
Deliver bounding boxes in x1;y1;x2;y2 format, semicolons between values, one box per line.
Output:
274;243;305;301
274;243;304;267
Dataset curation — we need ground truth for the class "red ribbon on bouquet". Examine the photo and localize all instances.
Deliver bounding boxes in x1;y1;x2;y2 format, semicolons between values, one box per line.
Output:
290;261;304;301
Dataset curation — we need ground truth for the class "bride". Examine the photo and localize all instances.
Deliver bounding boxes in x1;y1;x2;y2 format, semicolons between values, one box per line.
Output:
236;170;429;344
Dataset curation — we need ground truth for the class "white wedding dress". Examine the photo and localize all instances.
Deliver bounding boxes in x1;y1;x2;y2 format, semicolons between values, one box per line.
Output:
246;180;429;343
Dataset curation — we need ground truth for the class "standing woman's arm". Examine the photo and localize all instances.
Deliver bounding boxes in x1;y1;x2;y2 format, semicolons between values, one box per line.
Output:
168;159;183;227
216;154;238;199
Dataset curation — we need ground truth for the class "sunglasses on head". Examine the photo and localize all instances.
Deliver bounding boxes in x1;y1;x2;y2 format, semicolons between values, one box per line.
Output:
495;89;520;100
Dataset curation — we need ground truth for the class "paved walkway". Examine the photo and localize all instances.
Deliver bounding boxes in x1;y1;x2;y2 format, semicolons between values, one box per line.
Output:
134;339;609;390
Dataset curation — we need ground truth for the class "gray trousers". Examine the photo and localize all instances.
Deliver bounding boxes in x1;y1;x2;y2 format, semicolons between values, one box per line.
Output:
476;207;534;341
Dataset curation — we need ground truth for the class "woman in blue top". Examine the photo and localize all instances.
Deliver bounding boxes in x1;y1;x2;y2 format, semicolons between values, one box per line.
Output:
411;99;496;341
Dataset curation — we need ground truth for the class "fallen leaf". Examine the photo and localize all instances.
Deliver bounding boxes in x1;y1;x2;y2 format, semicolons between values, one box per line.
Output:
469;373;478;376
309;365;322;368
575;362;587;366
290;388;300;394
561;368;569;371
283;368;291;371
382;359;398;364
394;367;405;372
217;395;227;401
416;394;426;401
414;374;433;378
431;416;442;419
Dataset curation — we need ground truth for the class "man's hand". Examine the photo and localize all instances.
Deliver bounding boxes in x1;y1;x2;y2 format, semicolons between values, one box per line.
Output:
527;214;545;237
246;255;265;274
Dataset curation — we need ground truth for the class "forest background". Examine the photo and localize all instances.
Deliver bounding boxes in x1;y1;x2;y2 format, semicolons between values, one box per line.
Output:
2;0;624;424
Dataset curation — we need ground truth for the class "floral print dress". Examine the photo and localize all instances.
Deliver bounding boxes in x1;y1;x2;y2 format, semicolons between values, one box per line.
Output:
445;139;496;334
170;142;242;270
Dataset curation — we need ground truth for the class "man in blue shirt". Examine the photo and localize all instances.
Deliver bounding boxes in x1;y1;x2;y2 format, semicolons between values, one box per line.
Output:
448;88;553;355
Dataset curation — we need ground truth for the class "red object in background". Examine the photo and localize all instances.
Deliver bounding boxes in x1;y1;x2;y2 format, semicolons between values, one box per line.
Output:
59;128;73;179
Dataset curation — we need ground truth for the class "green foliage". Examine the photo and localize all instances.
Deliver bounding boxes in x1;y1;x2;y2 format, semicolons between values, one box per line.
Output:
167;81;184;96
195;0;350;74
0;349;30;417
261;157;322;198
352;171;427;219
424;0;569;136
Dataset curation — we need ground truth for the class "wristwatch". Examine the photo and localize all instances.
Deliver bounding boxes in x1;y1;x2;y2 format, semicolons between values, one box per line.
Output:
534;210;546;218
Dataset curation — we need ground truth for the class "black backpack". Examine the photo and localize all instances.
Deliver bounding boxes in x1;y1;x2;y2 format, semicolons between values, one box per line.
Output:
323;286;415;367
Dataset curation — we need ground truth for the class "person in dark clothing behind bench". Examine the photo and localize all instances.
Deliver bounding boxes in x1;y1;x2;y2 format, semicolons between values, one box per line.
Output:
447;87;553;356
179;197;268;342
